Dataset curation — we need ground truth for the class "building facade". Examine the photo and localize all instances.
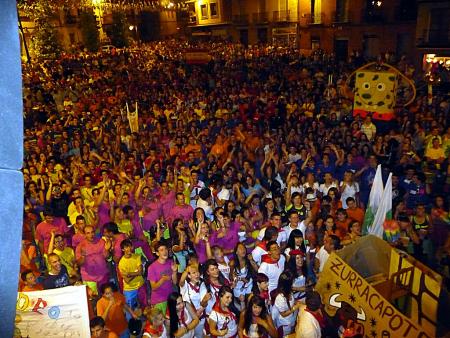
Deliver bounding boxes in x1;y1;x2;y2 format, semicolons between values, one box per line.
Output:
187;0;418;60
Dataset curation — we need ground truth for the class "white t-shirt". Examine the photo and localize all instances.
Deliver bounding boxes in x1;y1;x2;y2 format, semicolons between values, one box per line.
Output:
251;245;268;266
283;221;306;240
297;304;322;338
273;293;297;330
258;255;286;293
316;246;330;272
339;181;359;209
208;308;238;338
181;280;205;309
319;182;338;196
257;227;287;246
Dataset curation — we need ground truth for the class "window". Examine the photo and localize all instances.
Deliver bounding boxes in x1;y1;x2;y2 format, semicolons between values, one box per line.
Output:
200;4;208;19
210;2;218;17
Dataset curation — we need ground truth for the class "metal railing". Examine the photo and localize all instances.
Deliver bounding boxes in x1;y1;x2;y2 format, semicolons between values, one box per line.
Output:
252;12;269;23
232;14;249;25
332;10;351;23
417;29;450;47
304;12;325;24
273;10;290;22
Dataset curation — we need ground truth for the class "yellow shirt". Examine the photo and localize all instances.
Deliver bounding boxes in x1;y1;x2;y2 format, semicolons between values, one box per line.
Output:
118;254;144;291
54;247;76;277
117;219;133;237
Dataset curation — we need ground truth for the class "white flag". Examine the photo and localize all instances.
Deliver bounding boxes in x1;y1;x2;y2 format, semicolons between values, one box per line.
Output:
362;165;383;235
369;173;392;238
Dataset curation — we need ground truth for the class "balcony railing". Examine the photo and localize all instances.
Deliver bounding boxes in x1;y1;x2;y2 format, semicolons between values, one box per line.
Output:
252;12;268;23
273;10;290;22
332;11;351;23
394;5;417;21
232;14;249;25
417;29;450;48
304;12;325;25
361;9;385;23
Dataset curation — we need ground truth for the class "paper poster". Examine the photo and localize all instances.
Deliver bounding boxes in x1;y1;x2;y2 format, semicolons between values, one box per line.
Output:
15;285;90;338
316;251;437;338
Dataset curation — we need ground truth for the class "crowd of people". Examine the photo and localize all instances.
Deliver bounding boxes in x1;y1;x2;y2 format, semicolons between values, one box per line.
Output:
19;40;450;338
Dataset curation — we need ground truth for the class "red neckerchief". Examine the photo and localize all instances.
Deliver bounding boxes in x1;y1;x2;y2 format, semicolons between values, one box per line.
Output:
209;280;222;298
305;308;326;328
179;307;187;327
259;290;269;300
257;241;267;250
188;280;200;293
261;254;280;265
212;300;237;322
145;322;164;335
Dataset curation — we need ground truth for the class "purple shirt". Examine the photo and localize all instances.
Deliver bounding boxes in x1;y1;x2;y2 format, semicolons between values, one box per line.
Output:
160;191;176;220
141;200;161;230
98;202;111;231
75;238;109;284
147;259;173;304
194;239;208;264
210;226;239;256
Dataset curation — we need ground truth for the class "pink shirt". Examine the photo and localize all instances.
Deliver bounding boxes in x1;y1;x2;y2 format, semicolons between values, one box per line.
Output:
36;218;68;252
75;238;109;284
147;259;174;304
72;233;85;249
169;204;194;224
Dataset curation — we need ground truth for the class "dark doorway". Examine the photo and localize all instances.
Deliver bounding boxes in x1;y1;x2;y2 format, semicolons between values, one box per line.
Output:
257;28;268;43
240;29;248;45
334;39;348;63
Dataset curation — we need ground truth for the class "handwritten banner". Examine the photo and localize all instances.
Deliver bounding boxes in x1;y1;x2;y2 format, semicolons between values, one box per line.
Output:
15;285;90;338
316;253;434;338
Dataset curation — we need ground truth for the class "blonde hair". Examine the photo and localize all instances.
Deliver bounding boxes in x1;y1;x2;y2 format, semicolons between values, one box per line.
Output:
143;306;163;324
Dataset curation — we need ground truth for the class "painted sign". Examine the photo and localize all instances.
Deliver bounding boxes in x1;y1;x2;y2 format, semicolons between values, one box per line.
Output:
15;285;90;338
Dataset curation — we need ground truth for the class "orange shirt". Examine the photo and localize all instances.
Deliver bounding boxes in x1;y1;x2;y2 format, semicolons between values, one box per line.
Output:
96;292;128;335
21;284;44;292
346;207;365;224
184;143;201;155
335;219;351;237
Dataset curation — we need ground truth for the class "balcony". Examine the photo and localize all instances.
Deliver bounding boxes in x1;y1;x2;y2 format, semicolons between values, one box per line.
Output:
417;29;450;48
304;12;325;25
232;14;249;25
394;5;417;21
332;11;351;23
361;9;385;24
273;10;290;22
252;12;268;24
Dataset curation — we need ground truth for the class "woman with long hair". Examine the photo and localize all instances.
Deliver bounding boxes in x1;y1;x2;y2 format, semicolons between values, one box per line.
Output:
170;218;191;273
271;271;302;336
230;242;255;309
284;229;306;259
203;259;229;316
238;295;278;338
286;250;309;300
208;285;238;338
251;273;270;310
167;292;199;338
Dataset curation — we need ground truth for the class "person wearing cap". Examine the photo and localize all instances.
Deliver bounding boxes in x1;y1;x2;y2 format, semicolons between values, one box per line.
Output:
297;291;326;338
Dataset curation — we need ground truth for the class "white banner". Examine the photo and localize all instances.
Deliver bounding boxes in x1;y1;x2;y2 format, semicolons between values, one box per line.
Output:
15;285;90;338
